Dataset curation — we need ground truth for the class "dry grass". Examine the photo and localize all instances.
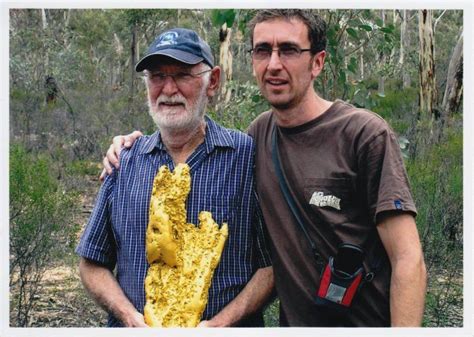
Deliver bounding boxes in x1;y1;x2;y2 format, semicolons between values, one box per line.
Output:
10;263;107;327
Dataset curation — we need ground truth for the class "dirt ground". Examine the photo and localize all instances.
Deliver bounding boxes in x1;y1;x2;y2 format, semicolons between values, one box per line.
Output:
10;264;108;327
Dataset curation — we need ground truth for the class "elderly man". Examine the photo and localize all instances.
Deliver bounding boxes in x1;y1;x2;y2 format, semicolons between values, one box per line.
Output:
76;28;273;327
103;9;427;328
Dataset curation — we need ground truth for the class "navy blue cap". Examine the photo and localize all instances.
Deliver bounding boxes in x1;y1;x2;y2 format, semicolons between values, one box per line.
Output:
135;28;214;72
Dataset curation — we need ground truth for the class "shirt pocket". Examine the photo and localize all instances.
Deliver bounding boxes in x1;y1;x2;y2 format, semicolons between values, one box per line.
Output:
195;194;238;260
303;177;357;226
195;194;236;227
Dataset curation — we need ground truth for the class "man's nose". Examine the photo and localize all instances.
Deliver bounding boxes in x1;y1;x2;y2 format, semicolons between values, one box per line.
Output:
161;75;179;96
267;50;283;71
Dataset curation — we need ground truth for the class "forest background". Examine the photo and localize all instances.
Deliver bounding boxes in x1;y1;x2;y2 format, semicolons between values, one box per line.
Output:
8;8;464;328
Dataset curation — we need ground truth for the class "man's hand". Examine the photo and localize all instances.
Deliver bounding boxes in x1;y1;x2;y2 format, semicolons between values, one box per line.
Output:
197;319;229;327
197;266;274;327
123;311;148;327
79;257;149;327
197;320;217;327
99;130;143;181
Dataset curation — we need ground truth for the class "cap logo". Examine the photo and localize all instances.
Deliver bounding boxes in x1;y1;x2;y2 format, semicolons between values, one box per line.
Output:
156;32;178;47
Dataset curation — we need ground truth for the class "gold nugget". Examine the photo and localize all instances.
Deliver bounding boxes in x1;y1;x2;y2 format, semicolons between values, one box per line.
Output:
144;163;228;327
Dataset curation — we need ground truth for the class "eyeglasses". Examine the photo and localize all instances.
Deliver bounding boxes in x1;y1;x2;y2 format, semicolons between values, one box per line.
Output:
249;44;311;62
145;69;212;86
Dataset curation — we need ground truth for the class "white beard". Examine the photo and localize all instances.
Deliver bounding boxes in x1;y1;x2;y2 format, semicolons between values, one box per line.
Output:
148;85;208;132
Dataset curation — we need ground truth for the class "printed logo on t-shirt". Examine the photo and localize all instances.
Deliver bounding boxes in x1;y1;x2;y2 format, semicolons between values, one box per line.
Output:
309;191;341;210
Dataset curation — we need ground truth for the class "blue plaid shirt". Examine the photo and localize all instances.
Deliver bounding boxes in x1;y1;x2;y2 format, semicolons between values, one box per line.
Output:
76;116;272;327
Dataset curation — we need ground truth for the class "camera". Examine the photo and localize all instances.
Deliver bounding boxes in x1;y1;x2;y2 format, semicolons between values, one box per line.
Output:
315;243;366;313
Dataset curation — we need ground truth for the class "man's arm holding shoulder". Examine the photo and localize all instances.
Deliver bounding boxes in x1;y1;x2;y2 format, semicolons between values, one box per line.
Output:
376;211;427;327
79;258;148;327
100;131;143;180
198;266;274;327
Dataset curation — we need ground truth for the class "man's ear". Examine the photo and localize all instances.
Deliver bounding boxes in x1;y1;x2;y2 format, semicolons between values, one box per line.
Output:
206;66;221;97
311;50;326;79
250;56;256;77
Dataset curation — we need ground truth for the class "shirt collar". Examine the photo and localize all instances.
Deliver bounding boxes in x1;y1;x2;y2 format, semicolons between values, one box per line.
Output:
139;115;236;155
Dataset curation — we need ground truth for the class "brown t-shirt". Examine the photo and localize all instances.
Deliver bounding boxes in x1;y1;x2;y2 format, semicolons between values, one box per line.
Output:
248;100;417;327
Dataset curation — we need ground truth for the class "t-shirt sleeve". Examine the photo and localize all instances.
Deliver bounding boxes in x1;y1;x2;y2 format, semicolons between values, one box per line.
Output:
75;172;117;269
358;126;417;224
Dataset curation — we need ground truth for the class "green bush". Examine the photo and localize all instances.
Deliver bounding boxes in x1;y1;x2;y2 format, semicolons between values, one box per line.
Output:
65;160;101;177
406;128;462;326
208;80;270;132
263;298;280;327
407;129;462;247
372;87;418;135
10;143;79;327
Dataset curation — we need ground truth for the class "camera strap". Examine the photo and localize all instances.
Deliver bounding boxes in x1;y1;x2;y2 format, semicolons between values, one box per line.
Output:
271;124;321;262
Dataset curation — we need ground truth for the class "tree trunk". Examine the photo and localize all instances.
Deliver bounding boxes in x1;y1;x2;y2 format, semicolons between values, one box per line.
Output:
131;24;137;78
113;32;124;89
41;8;48;29
41;9;53;106
217;22;233;113
418;9;437;118
402;10;411;88
389;11;396;61
128;23;137;114
399;11;405;66
433;9;447;33
198;10;208;42
400;10;411;88
441;29;463;116
64;8;71;28
41;9;49;71
378;10;385;96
